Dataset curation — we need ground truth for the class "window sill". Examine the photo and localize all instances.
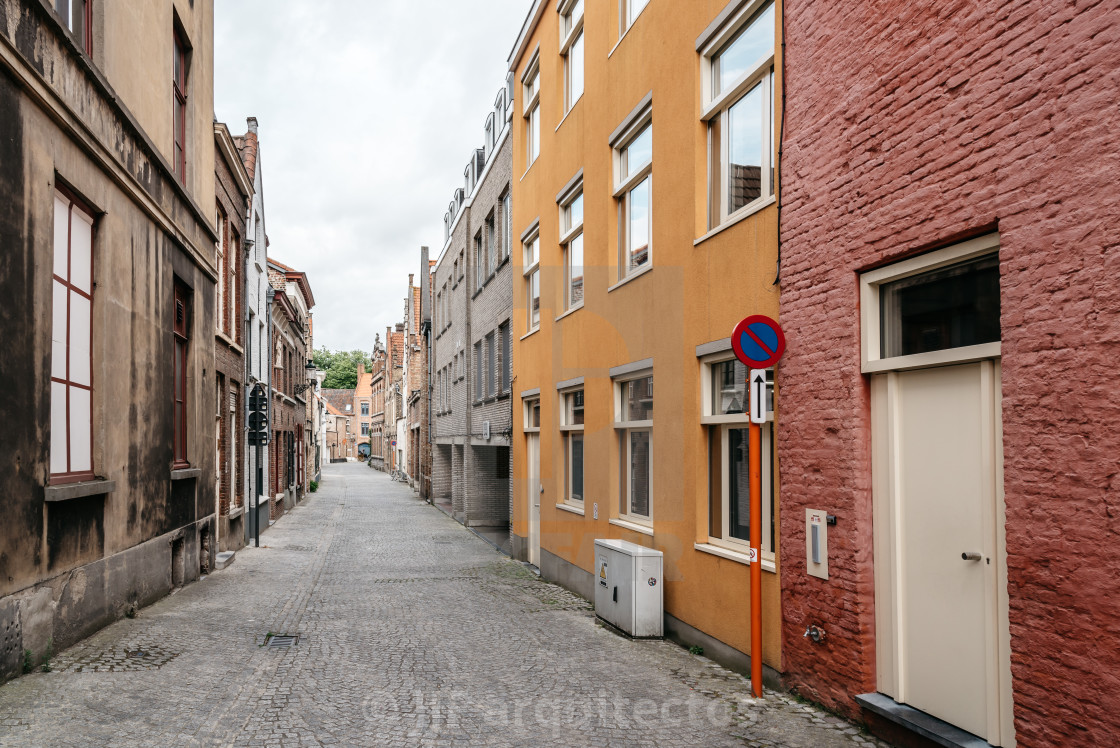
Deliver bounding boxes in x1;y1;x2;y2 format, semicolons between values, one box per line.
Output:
693;195;776;247
700;414;751;425
555;96;583;132
607;263;653;293
520;160;537;183
694;542;777;573
557;502;585;516
228;506;245;519
520;327;540;342
171;468;201;481
555;303;584;322
610;517;653;536
45;479;116;502
214;330;244;355
609;6;649;59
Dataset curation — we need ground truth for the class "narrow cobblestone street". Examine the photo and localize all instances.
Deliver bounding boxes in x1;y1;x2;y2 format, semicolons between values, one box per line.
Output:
0;464;886;747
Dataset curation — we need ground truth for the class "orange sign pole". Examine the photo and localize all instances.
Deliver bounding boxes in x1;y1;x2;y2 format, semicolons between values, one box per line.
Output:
732;314;784;700
749;419;763;697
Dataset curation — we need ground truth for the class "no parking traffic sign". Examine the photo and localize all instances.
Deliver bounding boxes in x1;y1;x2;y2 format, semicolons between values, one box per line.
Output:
731;315;786;370
730;313;785;700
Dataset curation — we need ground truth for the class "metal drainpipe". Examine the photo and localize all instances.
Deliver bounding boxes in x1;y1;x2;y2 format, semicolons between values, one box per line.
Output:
266;290;273;511
427;322;433;502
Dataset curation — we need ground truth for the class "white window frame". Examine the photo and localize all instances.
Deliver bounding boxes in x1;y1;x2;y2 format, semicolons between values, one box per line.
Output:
502;191;513;261
699;353;776;566
559;384;585;509
500;322;511;394
860;233;1002;374
699;0;777;229
558;178;585;312
522;52;541;168
620;0;650;37
613;370;653;526
523;224;541;334
523;397;541;433
50;189;96;483
559;0;585;113
612;108;653;282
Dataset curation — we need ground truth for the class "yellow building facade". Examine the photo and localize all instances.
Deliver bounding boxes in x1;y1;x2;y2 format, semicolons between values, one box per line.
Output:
509;0;784;674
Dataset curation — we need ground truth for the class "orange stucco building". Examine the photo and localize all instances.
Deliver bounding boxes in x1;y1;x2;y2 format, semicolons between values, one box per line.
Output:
509;0;784;676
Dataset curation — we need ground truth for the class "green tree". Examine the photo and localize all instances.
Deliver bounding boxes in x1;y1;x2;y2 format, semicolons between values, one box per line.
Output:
313;347;371;390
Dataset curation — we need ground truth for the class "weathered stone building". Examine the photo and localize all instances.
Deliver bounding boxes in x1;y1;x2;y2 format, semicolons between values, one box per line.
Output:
0;0;219;682
431;85;514;532
213;121;253;553
403;267;432;498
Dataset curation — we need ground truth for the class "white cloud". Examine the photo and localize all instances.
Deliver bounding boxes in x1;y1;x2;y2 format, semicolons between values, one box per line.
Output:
215;0;530;352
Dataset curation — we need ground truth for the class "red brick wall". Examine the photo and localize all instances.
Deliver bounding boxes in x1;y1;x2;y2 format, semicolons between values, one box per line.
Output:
778;0;1120;743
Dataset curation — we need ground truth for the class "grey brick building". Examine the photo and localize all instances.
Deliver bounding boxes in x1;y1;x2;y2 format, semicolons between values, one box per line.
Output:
431;84;514;532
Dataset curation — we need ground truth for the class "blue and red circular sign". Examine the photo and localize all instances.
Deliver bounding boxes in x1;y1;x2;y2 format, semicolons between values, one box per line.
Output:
731;315;786;369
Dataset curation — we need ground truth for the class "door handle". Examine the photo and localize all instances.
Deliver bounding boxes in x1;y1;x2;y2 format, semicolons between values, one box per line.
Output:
961;552;982;562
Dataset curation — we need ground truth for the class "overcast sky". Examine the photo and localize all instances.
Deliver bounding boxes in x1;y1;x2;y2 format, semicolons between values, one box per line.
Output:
214;1;530;354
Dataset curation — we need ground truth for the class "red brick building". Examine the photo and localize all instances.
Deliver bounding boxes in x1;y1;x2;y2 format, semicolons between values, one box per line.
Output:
778;1;1120;746
267;259;315;518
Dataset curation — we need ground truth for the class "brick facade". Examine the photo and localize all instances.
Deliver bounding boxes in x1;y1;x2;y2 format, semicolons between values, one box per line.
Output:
779;0;1120;744
432;92;513;530
214;123;251;552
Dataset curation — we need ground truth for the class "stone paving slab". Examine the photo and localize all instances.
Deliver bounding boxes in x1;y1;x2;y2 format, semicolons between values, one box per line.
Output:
0;463;891;748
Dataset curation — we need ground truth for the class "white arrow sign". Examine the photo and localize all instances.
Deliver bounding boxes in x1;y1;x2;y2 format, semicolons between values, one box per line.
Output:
750;369;768;424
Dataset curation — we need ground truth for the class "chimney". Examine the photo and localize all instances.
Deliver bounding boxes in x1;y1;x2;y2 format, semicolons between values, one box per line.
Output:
247;116;258;134
357;363;365;378
420;247;431;326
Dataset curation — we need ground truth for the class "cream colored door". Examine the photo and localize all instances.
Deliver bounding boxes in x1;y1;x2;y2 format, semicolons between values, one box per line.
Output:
527;433;541;567
873;360;1013;745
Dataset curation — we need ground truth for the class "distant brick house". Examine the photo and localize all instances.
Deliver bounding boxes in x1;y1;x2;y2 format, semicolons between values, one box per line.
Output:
369;340;388;470
777;2;1120;746
267;259;315;517
213;121;253;552
404;268;433;498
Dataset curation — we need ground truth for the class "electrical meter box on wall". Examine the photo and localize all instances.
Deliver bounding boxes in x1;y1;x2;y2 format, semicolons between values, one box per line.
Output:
593;538;663;638
806;508;829;580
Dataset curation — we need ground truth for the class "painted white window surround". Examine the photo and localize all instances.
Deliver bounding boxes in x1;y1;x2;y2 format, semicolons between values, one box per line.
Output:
699;0;777;229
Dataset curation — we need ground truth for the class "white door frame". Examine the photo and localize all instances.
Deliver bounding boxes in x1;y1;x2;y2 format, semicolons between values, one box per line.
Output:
863;235;1013;746
527;432;540;567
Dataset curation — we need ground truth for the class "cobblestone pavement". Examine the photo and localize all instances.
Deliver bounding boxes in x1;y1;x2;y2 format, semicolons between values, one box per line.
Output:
0;464;890;748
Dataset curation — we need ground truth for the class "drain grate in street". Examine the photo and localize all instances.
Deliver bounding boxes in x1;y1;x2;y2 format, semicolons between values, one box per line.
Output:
263;633;300;649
